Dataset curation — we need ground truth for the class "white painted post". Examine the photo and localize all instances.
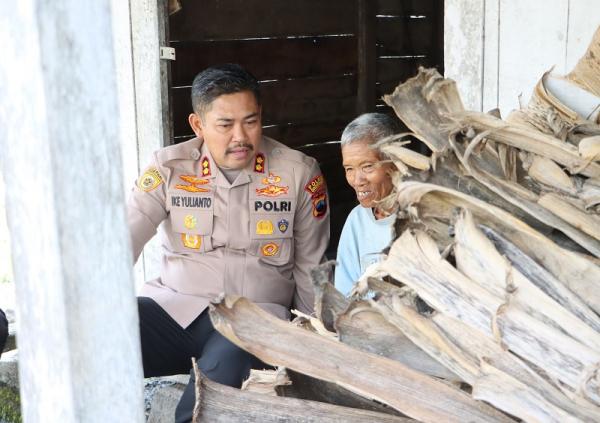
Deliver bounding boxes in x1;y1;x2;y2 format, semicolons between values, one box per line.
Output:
0;1;144;422
444;0;485;111
444;0;600;117
130;0;170;283
111;0;146;288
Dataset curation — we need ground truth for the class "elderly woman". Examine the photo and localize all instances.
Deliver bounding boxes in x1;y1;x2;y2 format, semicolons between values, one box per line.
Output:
335;113;400;295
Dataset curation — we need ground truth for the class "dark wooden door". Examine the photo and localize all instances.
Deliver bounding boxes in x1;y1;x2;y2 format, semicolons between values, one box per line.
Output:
167;0;444;255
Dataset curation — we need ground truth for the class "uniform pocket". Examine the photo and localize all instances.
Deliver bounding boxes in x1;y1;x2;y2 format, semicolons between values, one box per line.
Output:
170;208;213;235
248;238;293;266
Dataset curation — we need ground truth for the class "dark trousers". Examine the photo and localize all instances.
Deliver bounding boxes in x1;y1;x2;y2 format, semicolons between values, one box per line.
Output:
137;297;266;423
0;309;7;357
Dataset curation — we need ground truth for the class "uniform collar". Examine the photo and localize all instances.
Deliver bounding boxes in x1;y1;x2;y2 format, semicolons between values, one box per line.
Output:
244;137;269;177
198;137;270;187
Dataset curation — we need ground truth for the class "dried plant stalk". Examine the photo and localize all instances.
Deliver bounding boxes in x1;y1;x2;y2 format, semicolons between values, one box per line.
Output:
208;295;512;423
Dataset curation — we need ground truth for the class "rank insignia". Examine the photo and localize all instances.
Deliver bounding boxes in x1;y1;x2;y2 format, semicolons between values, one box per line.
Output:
311;192;328;218
278;219;289;233
184;214;197;229
304;174;325;195
201;156;211;176
175;175;210;192
255;172;289;197
181;234;201;249
138;168;163;192
254;153;265;173
256;219;274;235
262;242;279;257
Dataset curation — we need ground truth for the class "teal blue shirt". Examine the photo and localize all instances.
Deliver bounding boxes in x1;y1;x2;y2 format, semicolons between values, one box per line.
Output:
334;205;395;295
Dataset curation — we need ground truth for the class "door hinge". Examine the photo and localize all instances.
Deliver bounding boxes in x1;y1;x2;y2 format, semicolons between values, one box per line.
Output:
160;47;176;61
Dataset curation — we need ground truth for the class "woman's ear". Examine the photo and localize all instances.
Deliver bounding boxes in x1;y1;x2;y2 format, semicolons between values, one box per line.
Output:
188;112;203;138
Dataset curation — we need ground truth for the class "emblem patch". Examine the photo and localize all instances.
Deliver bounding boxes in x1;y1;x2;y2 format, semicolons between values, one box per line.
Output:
181;234;201;249
278;219;289;233
175;175;210;193
256;172;289;197
256;220;274;235
311;192;328;218
254;153;265;173
262;242;279;257
138;168;163;192
304;174;325;195
201;156;211;176
184;214;197;229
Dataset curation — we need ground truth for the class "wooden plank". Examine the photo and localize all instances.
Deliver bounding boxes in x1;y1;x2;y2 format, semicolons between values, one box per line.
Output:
171;87;190;136
170;36;357;86
357;0;377;113
172;76;357;136
169;0;357;41
430;0;444;75
376;0;437;15
261;85;356;127
263;121;347;148
377;57;432;87
376;17;436;56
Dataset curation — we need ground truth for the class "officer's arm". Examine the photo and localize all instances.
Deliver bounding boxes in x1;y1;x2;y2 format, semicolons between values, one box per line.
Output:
126;162;168;262
292;164;330;314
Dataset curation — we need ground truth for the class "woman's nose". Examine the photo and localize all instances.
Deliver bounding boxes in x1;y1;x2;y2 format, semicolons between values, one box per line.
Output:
351;171;367;186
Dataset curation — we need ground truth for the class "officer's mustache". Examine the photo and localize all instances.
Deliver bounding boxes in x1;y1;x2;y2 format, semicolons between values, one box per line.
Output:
225;143;254;154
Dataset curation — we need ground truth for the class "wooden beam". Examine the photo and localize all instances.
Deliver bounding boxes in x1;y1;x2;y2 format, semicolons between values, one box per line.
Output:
357;0;377;114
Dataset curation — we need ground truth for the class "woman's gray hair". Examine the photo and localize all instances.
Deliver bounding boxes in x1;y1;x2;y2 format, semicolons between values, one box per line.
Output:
340;113;401;146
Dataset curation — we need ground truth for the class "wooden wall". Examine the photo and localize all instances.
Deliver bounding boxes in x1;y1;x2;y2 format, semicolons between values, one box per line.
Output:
168;0;444;255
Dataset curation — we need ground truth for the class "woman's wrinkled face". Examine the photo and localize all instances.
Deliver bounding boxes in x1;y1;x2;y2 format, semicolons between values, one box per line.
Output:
341;139;393;210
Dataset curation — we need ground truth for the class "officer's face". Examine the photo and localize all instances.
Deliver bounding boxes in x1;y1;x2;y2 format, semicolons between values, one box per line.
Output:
342;139;393;213
189;90;262;170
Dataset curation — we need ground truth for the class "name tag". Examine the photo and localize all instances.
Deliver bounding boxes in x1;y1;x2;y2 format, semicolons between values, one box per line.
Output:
171;195;212;209
254;200;292;212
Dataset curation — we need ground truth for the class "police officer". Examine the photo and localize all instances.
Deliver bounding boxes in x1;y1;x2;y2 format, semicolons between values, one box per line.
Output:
127;64;330;422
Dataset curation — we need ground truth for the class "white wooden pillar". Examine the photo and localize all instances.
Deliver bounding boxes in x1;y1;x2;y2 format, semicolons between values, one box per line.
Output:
445;0;600;116
130;0;171;283
444;0;486;112
0;1;144;421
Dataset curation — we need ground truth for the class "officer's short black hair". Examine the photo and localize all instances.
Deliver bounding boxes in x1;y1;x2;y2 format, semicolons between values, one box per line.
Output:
191;64;261;116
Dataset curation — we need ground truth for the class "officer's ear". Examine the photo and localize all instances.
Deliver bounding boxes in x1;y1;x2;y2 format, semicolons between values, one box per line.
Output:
189;112;203;138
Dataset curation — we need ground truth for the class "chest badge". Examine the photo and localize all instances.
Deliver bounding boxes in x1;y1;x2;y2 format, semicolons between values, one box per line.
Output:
181;234;201;249
201;156;212;176
256;172;289;197
254;153;265;173
256;220;274;235
278;219;289;233
184;214;197;229
176;175;210;192
262;242;279;256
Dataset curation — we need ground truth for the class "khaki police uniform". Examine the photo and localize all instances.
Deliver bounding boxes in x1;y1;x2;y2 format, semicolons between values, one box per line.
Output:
127;135;330;328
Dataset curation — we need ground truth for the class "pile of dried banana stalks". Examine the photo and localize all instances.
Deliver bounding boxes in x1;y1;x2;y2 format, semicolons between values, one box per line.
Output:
194;28;600;423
